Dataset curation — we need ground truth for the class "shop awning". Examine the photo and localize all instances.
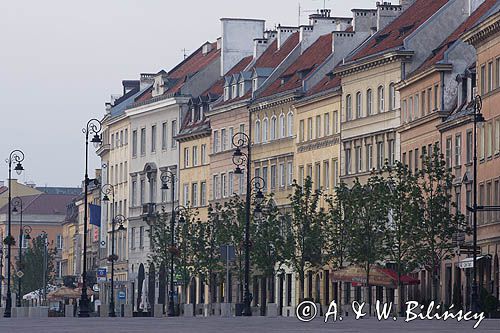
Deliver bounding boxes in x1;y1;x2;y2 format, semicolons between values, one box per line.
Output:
330;266;419;288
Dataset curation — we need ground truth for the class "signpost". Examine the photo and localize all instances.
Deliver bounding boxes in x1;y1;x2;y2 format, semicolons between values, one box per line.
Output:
118;291;126;300
97;267;107;283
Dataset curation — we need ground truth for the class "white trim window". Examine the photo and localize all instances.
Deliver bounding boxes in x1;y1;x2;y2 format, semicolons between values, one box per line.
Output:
378;86;385;113
279;113;285;138
356;92;362;118
262;118;269;143
287;161;293;185
255;120;261;143
270;116;277;141
366;89;373;115
287;111;294;137
346;94;352;121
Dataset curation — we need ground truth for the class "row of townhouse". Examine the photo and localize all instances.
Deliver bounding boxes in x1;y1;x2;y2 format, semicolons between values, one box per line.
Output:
88;0;499;316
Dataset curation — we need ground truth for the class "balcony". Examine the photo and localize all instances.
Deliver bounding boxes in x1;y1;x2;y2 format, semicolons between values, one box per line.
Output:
142;203;156;222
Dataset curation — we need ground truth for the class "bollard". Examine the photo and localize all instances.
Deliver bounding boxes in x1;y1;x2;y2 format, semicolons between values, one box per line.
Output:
266;303;278;317
154;304;163;318
220;303;231;317
65;305;75;317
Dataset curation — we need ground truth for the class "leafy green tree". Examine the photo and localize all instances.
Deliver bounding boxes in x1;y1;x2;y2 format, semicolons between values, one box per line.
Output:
384;161;423;315
347;175;389;315
286;176;326;301
417;145;466;301
15;235;56;297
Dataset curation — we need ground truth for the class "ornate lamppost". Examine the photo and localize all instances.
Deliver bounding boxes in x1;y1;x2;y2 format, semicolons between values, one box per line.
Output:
79;119;102;317
4;150;25;317
12;196;31;307
231;132;265;316
107;212;125;317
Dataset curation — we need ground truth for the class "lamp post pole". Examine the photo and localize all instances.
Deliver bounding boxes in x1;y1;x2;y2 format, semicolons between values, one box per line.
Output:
0;245;3;308
110;214;125;317
12;197;31;307
41;231;48;306
4;150;25;317
102;183;116;317
79;119;102;317
161;170;177;317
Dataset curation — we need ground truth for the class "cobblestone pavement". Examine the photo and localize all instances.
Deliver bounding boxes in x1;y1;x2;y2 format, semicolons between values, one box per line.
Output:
0;316;498;333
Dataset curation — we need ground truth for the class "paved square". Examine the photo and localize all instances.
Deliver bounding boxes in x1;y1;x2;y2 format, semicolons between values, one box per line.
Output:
0;316;498;333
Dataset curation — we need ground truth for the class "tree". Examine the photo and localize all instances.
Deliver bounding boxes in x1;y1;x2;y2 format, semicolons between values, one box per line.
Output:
286;177;326;301
15;235;56;297
417;144;466;301
251;194;286;313
347;174;389;315
384;161;423;315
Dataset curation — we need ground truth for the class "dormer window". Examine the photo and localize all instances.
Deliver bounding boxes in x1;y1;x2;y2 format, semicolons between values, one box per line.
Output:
239;82;245;97
224;86;230;101
232;84;238;99
253;78;258;91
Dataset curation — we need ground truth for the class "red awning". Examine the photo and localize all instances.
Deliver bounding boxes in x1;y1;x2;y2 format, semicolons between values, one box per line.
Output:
377;268;420;286
331;266;420;288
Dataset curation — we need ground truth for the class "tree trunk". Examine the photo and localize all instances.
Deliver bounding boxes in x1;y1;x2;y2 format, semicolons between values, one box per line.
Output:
366;263;372;317
299;271;305;302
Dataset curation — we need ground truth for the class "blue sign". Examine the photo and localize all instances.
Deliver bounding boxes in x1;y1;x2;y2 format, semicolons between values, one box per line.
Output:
118;291;126;300
97;267;107;282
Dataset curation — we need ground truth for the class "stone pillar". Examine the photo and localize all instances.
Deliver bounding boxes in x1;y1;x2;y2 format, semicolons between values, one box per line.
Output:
183;304;194;317
266;303;278;317
153;304;163;318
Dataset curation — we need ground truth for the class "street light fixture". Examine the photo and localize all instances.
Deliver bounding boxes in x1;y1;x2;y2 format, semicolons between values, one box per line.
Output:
101;183;118;317
108;213;125;317
12;196;31;307
79;119;102;317
4;149;25;318
231;132;266;316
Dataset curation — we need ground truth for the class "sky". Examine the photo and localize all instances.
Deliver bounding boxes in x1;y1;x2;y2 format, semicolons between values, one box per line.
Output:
0;0;374;187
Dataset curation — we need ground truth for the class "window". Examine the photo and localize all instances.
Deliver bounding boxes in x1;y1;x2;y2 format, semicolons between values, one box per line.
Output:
466;130;473;163
298;166;304;186
495;119;500;155
315;163;321;189
232;84;237;98
221;173;227;198
130;227;136;249
488;62;493;92
228;127;234;148
139;226;144;248
377;141;384;169
427;88;432;113
184;147;189;168
271;116;277;140
333;159;338;187
200;182;207;206
192;183;198;207
262;166;268;192
480;126;485;160
378;86;384;113
409;150;413;171
183;184;189;205
270;165;277;189
323;160;330;189
356;92;362;118
162;122;168;149
307;164;312;179
171;120;177;148
280;163;285;187
239;82;245;97
333;111;338;134
496;58;500;89
192;146;198;166
421;91;426;116
389;83;395;111
224;86;230;101
355;146;362;173
124;128;128;145
140;179;145;204
239;124;245;136
366;144;373;170
414;95;419;119
287;112;294;137
255;120;261;143
140;128;146;155
434;84;439;110
345;148;351;175
414;148;419;172
228;172;234;194
455;134;461;166
111;133;114;149
213;130;219;153
54;234;63;250
299;120;305;142
366;89;373;115
132;130;137;157
307;117;313;141
279;113;285;138
120;131;124;146
201;144;207;164
402;99;407;122
346;94;352;120
315;115;321;138
151;125;156;152
221;128;227;151
262;118;269;143
132;180;137;206
487;122;493;158
409;97;413;121
324;113;330;136
388;140;395;166
287;161;293;185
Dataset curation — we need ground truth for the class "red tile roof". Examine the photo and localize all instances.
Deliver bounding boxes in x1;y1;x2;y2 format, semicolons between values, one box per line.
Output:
254;32;300;68
349;0;448;61
168;42;220;79
0;193;76;215
306;75;341;96
201;56;253;97
259;33;333;98
412;0;497;76
0;186;7;195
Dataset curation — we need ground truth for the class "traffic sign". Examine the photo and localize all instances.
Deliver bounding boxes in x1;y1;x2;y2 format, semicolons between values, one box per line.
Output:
97;267;107;282
118;291;126;300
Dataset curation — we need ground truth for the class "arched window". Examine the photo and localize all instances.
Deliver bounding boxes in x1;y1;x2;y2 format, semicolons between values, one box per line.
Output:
356;92;362;118
378;85;385;113
346;94;352;121
287;111;294;137
366;89;372;115
389;83;396;111
279;113;285;138
270;116;277;140
262;117;269;143
255;120;261;143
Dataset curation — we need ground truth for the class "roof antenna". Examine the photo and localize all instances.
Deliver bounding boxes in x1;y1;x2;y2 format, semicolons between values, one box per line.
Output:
181;48;190;59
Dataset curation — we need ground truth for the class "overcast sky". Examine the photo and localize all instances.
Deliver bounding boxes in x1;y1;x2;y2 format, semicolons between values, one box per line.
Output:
0;0;374;187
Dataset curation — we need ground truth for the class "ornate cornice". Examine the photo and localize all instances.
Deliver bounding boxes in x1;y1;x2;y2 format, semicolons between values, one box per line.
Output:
297;135;340;153
334;50;414;77
462;12;500;47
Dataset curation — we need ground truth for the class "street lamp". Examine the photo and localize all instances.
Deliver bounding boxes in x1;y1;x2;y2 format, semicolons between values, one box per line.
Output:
107;213;125;318
79;119;102;317
160;170;180;317
0;245;3;308
231;132;266;316
102;183;115;316
12;196;31;307
4;149;25;318
40;230;48;306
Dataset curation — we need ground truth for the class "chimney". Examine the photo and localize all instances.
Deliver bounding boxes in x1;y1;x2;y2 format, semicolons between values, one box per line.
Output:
264;29;277;41
469;0;486;15
277;25;299;49
122;80;139;95
202;42;213;55
377;2;403;31
220;18;266;76
352;9;378;32
300;9;342;53
253;38;269;59
25;180;36;188
139;73;156;90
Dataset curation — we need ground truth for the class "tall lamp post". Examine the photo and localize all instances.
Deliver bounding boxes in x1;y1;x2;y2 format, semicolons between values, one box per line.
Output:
12;196;31;307
4;149;25;317
160;170;179;317
79;119;102;317
102;183;115;316
0;245;3;308
231;132;265;316
107;212;125;318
